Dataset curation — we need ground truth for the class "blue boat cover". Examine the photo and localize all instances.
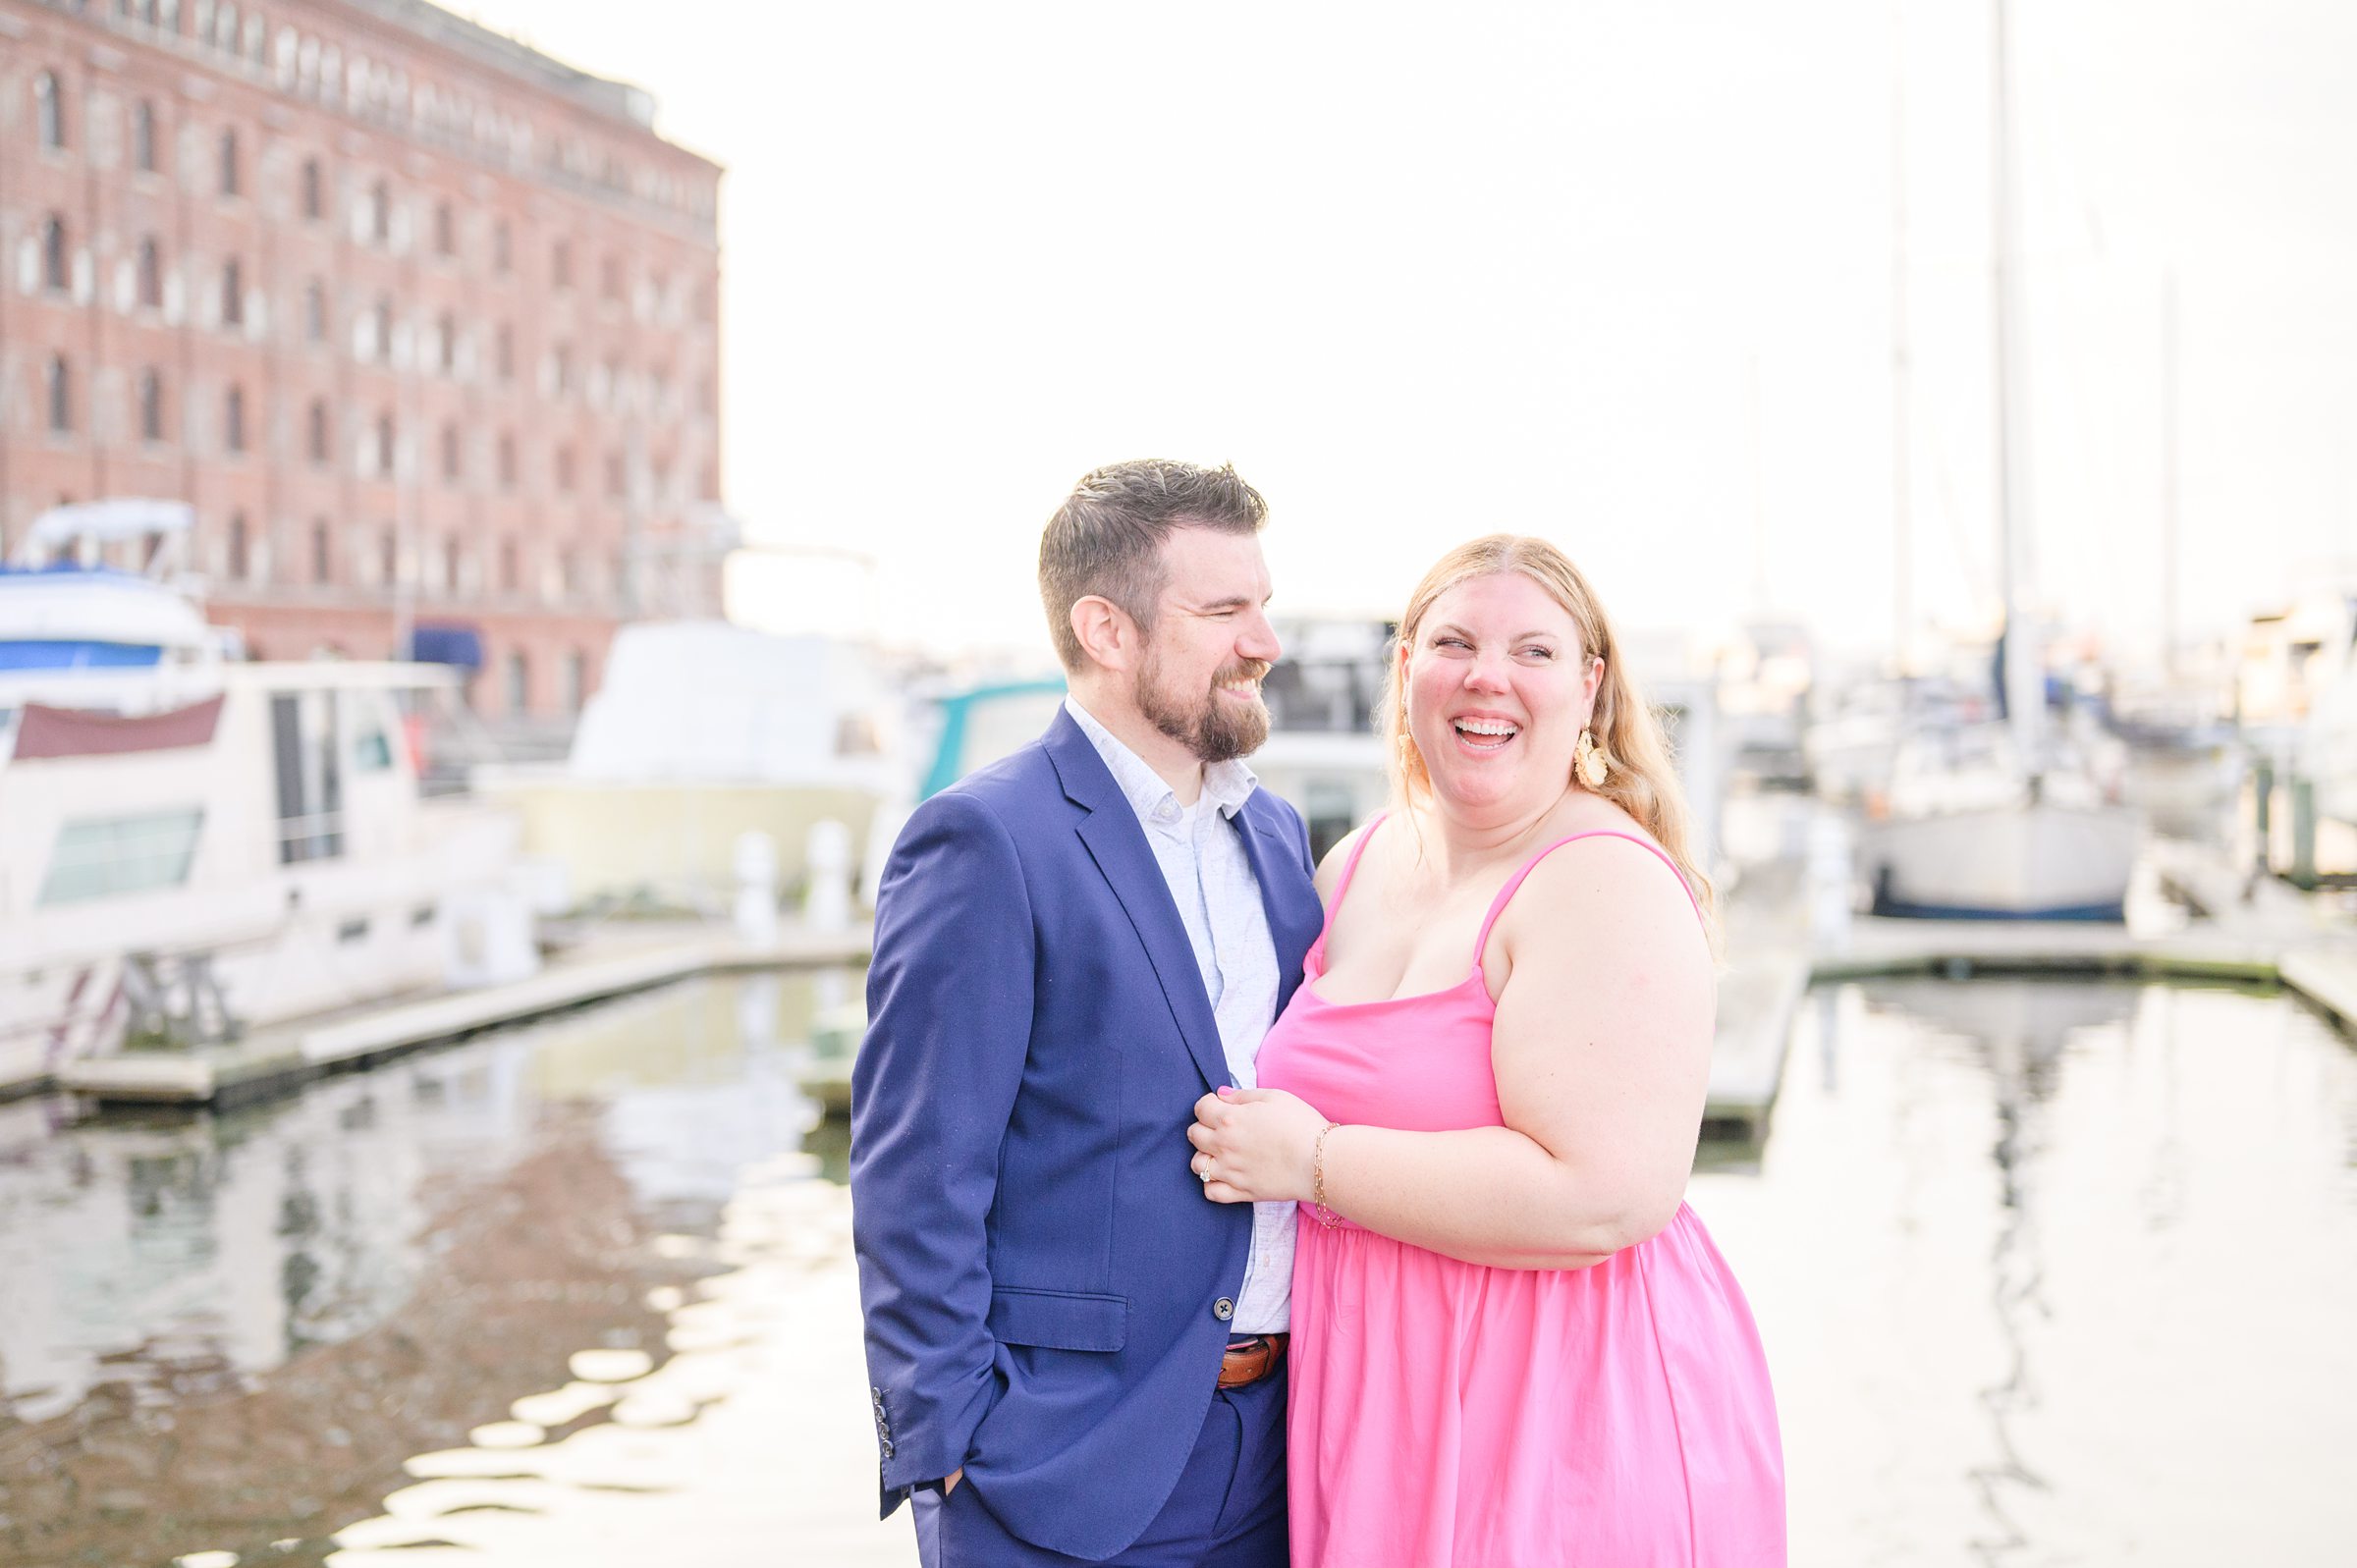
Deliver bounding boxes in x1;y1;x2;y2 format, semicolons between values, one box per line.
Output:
405;623;483;669
0;640;166;671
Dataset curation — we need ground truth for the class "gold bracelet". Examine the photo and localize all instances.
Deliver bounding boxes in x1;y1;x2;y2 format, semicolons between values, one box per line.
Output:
1311;1122;1342;1228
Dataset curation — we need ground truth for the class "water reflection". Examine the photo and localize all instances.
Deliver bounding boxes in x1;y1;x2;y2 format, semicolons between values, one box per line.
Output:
7;968;2351;1568
1865;981;2140;1564
0;972;848;1568
1695;976;2357;1568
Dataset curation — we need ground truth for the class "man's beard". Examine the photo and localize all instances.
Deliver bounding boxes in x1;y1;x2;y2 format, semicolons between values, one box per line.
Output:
1136;652;1273;764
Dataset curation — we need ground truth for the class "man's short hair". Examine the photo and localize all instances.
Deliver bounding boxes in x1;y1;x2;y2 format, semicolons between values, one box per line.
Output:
1037;459;1268;672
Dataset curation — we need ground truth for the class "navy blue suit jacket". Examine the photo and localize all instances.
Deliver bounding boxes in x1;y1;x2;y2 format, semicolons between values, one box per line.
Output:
850;707;1323;1560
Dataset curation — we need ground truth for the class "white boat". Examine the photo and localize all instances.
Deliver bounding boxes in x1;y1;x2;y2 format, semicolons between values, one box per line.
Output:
1856;1;2141;920
1;504;532;1095
476;621;938;919
1862;797;2143;921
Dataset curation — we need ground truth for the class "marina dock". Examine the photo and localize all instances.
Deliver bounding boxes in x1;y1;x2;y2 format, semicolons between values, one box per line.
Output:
40;838;2357;1134
54;922;873;1108
1700;838;2357;1139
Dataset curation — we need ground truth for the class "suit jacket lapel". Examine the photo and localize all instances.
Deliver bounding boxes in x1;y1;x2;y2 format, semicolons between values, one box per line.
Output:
1049;712;1233;1093
1234;800;1312;1014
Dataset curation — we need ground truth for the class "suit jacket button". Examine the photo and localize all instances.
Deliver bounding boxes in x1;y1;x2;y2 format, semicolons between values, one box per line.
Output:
1213;1297;1234;1322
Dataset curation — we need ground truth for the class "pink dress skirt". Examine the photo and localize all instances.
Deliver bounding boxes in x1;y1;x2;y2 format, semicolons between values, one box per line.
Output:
1255;820;1785;1566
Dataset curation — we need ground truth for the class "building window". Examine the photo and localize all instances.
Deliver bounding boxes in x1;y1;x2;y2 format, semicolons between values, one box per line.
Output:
494;219;511;273
559;546;578;596
442;536;460;593
375;412;395;477
47;356;73;434
436;312;456;373
214;2;238;51
35;72;66;152
307;399;330;464
133;100;157;173
552;345;573;397
499;537;518;594
555;445;575;492
304;279;326;342
495;323;514;381
220;257;243;326
380;526;398;586
551;239;571;290
369;179;391;244
227;512;249;579
138;369;165;443
301;157;323;220
440;422;461;482
217;128;240;196
605;450;626;498
433;201;454;257
563;650;586;713
601;252;622;301
40;215;69;294
224;385;247;454
137;237;163;309
311;519;332;585
372;296;393;361
505;651;529;716
498;432;517;489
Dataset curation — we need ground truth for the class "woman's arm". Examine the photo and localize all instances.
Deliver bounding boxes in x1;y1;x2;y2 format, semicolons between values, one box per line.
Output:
1194;835;1714;1269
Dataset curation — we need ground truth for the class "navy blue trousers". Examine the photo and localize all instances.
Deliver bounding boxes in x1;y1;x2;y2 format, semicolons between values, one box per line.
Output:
912;1372;1287;1567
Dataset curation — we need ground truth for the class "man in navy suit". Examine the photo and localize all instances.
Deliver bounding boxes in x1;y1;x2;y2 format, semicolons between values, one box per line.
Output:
852;460;1325;1565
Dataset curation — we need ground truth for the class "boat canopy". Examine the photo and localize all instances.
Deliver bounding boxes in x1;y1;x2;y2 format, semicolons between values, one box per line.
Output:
14;500;195;565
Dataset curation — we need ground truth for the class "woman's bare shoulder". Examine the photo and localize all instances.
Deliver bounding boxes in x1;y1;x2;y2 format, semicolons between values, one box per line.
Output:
1503;815;1703;957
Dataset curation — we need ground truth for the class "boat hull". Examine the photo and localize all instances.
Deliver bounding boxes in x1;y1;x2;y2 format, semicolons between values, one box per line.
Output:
1857;801;2142;920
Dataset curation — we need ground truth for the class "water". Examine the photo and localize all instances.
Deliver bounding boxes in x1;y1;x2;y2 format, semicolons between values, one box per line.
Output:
1692;977;2357;1566
0;971;851;1568
1;970;2352;1566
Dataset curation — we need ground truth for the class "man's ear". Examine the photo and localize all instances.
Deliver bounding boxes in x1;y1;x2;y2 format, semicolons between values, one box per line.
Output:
1070;595;1135;675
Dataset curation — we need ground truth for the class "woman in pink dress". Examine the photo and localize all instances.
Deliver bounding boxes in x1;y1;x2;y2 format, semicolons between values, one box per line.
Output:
1189;534;1783;1566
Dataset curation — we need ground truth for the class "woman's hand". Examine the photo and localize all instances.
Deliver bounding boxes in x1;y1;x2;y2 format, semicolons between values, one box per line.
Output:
1188;1087;1328;1205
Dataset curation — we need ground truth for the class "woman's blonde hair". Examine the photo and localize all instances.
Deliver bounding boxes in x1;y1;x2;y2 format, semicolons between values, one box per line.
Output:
1377;533;1718;939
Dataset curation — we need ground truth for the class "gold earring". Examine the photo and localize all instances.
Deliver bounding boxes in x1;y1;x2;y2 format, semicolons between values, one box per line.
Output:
1576;728;1609;788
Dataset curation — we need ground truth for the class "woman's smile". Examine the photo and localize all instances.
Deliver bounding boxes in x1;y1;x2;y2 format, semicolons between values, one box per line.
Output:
1449;712;1522;753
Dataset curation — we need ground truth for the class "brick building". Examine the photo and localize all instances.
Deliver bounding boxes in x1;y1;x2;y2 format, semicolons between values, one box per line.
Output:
0;0;726;728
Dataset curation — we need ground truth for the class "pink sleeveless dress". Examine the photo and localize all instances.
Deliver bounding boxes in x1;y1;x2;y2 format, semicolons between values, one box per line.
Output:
1256;817;1785;1567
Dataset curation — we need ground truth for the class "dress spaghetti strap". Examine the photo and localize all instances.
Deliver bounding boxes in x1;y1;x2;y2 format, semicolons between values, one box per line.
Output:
1473;830;1703;957
1305;811;1390;971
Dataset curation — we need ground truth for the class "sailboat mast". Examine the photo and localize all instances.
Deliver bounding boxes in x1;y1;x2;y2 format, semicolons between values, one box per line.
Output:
1993;0;2042;760
2162;269;2180;678
1891;0;1913;677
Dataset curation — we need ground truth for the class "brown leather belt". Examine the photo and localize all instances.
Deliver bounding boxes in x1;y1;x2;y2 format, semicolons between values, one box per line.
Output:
1218;1333;1288;1388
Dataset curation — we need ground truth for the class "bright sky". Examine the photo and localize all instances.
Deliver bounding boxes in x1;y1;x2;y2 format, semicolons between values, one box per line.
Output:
462;0;2357;668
